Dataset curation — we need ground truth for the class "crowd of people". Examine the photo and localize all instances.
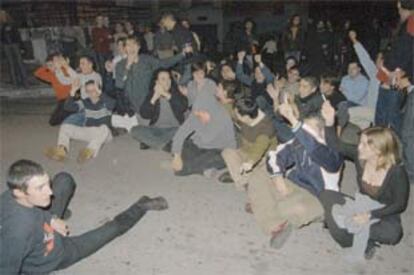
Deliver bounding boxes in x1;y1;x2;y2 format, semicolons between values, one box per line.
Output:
1;0;414;273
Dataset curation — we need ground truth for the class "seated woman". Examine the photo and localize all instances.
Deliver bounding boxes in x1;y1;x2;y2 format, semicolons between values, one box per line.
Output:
248;101;343;249
130;69;188;150
319;101;410;261
171;87;237;177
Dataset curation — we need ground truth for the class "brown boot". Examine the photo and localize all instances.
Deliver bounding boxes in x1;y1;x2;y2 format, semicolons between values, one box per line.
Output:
45;145;67;162
77;148;94;163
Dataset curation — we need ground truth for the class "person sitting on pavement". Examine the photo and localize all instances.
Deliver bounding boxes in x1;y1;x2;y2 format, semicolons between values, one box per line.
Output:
0;159;168;274
171;86;237;177
131;69;188;151
45;80;115;163
248;100;343;249
34;53;78;126
319;100;410;261
220;97;277;190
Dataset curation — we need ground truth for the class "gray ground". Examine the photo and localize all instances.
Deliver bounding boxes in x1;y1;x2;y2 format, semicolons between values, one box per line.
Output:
1;97;413;275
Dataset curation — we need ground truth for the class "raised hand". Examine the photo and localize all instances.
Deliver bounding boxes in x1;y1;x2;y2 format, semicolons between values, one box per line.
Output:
348;30;357;44
321;100;335;127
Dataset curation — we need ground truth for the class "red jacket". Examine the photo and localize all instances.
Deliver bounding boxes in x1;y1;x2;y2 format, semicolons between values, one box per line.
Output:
34;66;71;101
91;27;112;53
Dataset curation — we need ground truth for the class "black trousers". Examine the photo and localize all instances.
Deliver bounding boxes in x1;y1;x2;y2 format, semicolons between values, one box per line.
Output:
47;172;146;271
319;190;403;248
175;139;226;176
49;100;76;126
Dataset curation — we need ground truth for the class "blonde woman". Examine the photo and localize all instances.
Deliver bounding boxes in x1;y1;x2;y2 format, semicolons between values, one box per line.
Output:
319;101;410;260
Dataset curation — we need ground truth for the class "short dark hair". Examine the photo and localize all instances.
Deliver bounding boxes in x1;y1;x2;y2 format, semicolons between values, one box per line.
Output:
79;55;94;65
46;52;62;62
320;74;339;88
191;62;207;74
126;35;141;46
400;0;414;10
221;80;238;100
161;12;177;22
7;160;45;192
116;37;127;46
302;76;319;89
235;97;259;119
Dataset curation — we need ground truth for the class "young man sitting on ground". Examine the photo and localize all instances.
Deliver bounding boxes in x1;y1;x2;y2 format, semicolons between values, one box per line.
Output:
220;97;277;190
247;100;343;249
45;80;115;163
0;159;167;274
34;53;77;126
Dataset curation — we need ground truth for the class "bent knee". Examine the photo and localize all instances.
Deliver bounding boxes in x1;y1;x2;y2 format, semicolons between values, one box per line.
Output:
53;172;77;192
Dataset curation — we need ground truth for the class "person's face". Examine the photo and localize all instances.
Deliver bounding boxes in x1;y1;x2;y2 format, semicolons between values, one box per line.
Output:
193;69;205;84
162;17;175;31
287;69;300;83
51;56;61;69
125;22;133;32
358;134;379;161
292;16;301;26
182;20;190;29
79;58;93;74
320;80;334;95
221;65;235;80
348;63;360;78
317;20;325;30
85;83;100;99
398;1;411;22
194;110;211;124
156;71;172;91
299;79;314;98
245;21;253;31
117;41;126;55
115;23;124;33
96;16;104;27
286;59;296;71
18;174;53;208
254;67;265;83
125;39;140;56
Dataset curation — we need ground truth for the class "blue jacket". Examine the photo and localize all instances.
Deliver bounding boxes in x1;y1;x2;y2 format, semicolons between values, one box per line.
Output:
266;122;343;196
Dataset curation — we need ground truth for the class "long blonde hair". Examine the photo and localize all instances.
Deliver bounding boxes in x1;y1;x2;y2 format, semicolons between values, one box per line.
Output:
361;127;401;170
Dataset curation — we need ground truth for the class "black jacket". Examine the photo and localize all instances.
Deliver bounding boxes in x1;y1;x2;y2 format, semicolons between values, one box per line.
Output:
326;126;410;220
140;86;188;126
385;17;413;79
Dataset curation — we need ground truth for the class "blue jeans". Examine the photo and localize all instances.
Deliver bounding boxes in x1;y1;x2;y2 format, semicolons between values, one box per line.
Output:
130;126;178;149
375;87;404;135
402;92;414;182
62;112;86;127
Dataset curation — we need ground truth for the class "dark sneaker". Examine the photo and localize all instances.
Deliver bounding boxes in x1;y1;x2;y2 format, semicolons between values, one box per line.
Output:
140;143;150;150
269;222;293;249
218;171;234;183
244;202;253;214
138;196;169;211
364;241;379;260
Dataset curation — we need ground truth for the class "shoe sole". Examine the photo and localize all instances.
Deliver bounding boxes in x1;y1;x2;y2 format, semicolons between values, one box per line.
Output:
270;224;293;249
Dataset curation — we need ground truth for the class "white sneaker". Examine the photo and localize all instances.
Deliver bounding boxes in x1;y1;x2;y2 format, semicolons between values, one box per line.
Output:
111;114;138;132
